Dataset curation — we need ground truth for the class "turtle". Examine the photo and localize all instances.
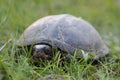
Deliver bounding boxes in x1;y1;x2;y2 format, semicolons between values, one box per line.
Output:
17;14;109;60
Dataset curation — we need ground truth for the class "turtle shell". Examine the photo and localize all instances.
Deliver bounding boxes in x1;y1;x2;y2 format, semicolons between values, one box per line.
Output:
17;14;109;59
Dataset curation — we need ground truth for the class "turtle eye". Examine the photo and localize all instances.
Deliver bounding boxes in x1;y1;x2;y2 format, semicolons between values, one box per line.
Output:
44;47;51;55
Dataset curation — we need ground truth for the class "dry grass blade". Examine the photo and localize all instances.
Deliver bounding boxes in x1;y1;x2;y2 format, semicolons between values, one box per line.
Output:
0;39;12;51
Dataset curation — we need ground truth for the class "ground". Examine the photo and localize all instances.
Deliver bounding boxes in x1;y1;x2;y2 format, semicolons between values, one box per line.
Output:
0;0;120;80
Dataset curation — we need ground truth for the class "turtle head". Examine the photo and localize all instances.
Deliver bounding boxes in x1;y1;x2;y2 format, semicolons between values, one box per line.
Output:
32;44;52;60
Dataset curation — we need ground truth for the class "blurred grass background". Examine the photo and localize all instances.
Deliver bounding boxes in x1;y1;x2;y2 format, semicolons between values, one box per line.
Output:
0;0;120;80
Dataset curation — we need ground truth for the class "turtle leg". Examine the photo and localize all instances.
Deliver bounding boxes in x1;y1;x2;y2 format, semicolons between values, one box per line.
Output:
63;53;71;62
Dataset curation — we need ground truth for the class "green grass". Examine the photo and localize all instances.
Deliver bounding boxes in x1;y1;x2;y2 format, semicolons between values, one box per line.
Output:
0;0;120;80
